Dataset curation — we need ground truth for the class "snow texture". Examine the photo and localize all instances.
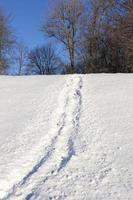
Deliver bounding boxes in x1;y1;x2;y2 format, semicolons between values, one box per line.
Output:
0;74;133;200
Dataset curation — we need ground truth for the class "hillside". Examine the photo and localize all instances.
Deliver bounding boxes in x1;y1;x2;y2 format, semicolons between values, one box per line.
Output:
0;74;133;200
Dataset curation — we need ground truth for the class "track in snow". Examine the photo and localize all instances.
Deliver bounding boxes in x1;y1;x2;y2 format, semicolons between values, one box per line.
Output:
2;75;83;200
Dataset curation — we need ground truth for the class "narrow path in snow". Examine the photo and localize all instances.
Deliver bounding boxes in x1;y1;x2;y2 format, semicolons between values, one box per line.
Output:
2;75;83;200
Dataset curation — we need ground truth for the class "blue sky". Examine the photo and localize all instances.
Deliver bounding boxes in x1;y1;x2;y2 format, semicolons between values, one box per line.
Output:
0;0;49;48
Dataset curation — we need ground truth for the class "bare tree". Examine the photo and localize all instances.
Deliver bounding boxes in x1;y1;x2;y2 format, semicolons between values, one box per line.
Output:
118;0;133;71
15;41;28;75
84;0;119;72
78;0;132;73
0;9;14;74
42;0;84;73
28;44;60;75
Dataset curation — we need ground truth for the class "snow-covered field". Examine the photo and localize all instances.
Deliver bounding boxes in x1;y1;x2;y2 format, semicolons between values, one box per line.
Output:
0;74;133;200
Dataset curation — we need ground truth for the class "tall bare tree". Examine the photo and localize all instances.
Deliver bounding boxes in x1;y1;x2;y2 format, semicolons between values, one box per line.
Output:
42;0;84;73
0;9;14;74
15;41;28;75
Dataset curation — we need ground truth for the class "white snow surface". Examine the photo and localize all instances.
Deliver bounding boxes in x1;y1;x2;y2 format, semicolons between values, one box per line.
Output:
0;74;133;200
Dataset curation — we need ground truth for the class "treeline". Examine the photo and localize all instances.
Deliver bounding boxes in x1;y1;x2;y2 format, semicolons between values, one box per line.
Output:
0;0;133;75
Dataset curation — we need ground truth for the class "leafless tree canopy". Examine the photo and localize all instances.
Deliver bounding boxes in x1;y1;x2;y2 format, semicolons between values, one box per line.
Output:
78;0;133;73
42;0;84;73
42;0;132;73
29;44;61;75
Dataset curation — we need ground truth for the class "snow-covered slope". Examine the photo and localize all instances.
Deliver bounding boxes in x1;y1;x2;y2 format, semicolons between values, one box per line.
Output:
0;74;133;200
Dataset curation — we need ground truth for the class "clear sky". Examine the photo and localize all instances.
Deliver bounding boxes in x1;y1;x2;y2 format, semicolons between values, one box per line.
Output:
0;0;49;48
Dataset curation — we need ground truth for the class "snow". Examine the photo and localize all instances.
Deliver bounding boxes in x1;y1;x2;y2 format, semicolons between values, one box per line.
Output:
0;74;133;200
